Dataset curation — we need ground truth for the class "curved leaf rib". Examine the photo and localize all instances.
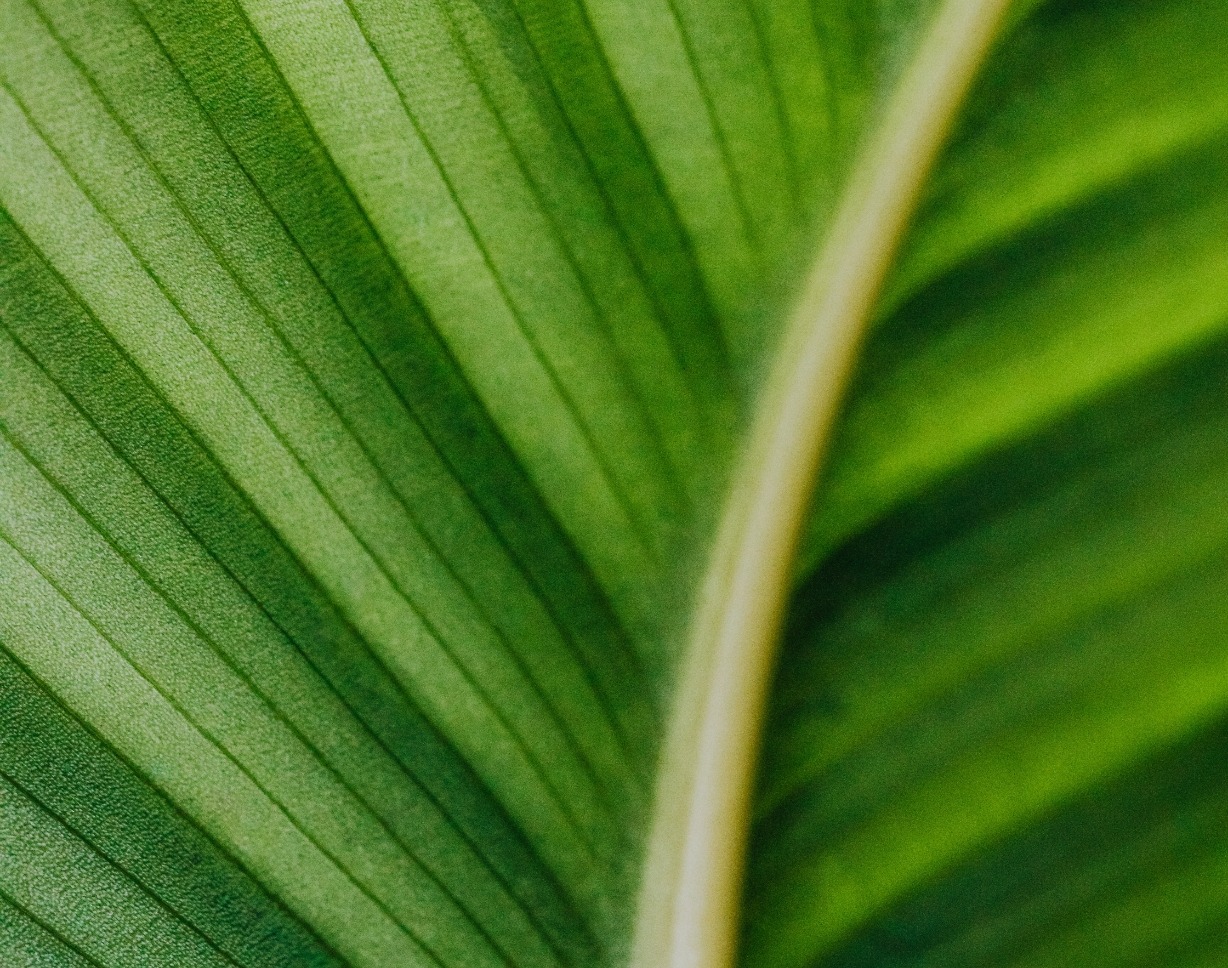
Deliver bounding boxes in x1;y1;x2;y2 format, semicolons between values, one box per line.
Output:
631;3;1013;966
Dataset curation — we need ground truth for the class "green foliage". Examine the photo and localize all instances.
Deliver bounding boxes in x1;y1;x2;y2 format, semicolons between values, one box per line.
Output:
1;0;1225;966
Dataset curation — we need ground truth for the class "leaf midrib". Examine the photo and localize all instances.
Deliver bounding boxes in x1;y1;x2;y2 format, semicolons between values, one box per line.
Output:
631;2;1016;966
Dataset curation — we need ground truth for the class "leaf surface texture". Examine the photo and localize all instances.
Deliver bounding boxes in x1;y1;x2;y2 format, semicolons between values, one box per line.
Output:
0;0;1225;967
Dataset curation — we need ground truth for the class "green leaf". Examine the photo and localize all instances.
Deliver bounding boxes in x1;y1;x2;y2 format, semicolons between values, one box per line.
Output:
1;1;1226;968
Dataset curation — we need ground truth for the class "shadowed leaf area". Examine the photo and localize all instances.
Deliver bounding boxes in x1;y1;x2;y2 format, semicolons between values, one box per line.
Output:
1;0;1226;966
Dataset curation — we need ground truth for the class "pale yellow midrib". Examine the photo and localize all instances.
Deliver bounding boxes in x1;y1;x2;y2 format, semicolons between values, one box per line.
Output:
630;3;1015;967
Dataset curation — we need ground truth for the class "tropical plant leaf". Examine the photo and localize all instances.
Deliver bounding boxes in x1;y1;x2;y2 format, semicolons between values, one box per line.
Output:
1;1;1225;968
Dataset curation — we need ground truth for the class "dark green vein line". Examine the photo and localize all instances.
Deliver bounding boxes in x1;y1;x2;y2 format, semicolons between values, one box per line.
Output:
0;420;525;968
110;7;658;796
0;637;352;968
489;0;726;397
337;0;667;569
0;530;451;968
433;0;692;513
27;0;625;818
0;77;605;864
170;0;658;719
0;324;591;968
555;0;735;381
0;239;602;960
0;886;108;968
0;770;245;968
26;4;629;840
654;0;764;268
117;0;653;791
